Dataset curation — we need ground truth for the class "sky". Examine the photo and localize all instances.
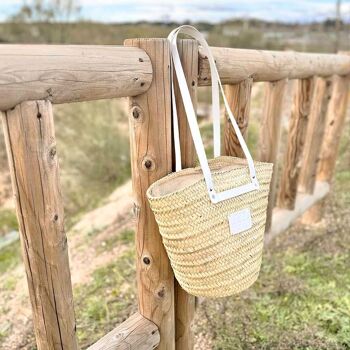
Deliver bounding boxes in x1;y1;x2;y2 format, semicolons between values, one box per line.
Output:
0;0;349;23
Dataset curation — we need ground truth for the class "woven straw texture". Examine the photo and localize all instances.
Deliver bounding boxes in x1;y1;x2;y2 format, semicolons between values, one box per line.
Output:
147;156;273;298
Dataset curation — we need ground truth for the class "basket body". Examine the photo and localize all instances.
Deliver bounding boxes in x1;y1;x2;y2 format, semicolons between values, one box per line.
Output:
147;156;273;298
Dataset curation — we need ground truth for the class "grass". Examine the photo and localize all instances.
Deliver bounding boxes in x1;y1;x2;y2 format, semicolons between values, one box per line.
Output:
195;232;350;349
0;209;18;236
74;247;137;348
54;99;131;224
0;241;21;275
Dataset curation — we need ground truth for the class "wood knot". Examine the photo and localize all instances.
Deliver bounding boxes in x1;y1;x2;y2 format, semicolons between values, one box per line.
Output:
140;82;145;87
46;88;53;97
131;105;143;123
139;57;144;62
141;156;155;171
53;214;59;222
192;80;196;86
157;286;165;299
143;256;151;265
37;112;42;119
49;147;57;159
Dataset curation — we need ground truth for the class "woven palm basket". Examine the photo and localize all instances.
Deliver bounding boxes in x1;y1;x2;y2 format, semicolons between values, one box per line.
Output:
147;156;273;298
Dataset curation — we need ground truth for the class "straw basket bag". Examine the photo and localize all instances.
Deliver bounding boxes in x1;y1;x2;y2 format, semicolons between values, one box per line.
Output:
147;26;273;298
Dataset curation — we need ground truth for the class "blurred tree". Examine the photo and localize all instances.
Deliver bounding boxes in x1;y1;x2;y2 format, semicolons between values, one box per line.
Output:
11;0;80;23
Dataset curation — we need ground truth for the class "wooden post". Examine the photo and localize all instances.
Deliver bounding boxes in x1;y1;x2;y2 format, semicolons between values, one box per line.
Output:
258;79;287;232
318;75;350;182
124;38;175;350
173;39;198;350
302;74;349;224
299;77;333;194
277;78;313;209
224;78;253;157
1;101;78;350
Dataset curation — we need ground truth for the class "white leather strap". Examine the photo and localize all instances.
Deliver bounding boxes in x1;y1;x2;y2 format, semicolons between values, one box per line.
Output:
168;26;259;203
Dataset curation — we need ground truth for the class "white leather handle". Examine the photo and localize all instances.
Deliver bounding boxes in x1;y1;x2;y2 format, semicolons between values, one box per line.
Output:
168;25;259;204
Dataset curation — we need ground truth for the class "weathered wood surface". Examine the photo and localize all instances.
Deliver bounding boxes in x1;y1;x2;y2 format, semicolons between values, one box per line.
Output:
277;78;314;210
258;79;287;232
198;47;350;85
267;181;330;244
1;100;77;350
224;78;253;158
173;39;197;350
299;77;332;194
125;38;175;350
87;313;160;350
0;45;152;111
302;74;349;224
318;75;350;182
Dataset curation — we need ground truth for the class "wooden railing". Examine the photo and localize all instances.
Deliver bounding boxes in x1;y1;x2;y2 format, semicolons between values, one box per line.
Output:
1;39;349;350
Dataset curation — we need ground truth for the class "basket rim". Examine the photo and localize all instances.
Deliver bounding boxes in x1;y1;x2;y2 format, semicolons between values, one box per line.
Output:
147;156;273;202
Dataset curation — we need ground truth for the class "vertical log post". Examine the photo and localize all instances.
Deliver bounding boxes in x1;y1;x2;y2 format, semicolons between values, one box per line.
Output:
224;78;253;157
173;39;198;350
299;77;333;194
1;101;78;350
277;78;313;210
124;38;175;350
318;75;350;182
303;74;349;223
258;79;288;232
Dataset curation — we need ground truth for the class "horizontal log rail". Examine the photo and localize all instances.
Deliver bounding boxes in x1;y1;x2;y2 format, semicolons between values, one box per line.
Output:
87;312;160;350
0;45;153;111
267;181;330;244
198;47;350;85
1;44;350;110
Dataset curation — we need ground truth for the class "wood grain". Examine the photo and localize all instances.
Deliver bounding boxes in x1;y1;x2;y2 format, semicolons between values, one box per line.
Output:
87;312;160;350
318;75;350;182
301;75;349;224
198;47;350;85
299;77;332;194
1;100;78;350
173;39;197;350
0;45;152;111
125;38;175;350
258;79;287;232
224;78;253;158
277;78;314;209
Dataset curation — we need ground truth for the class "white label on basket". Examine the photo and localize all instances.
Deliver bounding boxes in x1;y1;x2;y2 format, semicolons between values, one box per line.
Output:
228;208;252;235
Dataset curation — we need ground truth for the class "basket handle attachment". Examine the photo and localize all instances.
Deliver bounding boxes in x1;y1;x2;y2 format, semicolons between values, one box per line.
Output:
168;25;259;204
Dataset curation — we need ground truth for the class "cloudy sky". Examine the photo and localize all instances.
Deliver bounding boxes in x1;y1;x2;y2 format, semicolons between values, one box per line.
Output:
0;0;349;23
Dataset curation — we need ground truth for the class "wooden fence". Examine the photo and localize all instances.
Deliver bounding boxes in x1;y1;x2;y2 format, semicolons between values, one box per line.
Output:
1;39;349;350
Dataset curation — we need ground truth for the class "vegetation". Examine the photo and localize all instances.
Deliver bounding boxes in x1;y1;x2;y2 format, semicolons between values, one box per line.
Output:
0;209;18;236
74;247;137;348
0;241;21;275
54;99;131;223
